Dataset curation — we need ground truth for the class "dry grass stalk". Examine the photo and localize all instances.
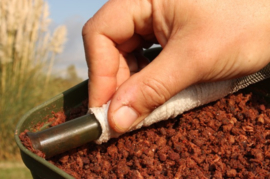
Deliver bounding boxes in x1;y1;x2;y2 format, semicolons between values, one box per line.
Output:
45;25;67;86
0;0;67;160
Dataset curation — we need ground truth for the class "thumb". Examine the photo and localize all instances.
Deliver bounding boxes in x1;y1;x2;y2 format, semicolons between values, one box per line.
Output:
107;44;200;133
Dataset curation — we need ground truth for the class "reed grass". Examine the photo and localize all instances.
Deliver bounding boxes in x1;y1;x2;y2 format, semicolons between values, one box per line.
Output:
0;0;81;160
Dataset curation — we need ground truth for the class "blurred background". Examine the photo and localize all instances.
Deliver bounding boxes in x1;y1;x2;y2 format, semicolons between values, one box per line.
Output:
0;0;107;178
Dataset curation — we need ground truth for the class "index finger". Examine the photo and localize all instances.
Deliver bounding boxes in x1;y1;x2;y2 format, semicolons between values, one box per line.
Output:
82;0;152;107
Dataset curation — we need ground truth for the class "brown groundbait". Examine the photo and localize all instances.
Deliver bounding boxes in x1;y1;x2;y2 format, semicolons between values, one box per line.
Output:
20;88;270;178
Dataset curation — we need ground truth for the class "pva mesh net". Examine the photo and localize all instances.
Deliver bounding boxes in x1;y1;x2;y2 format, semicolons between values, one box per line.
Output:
91;63;270;144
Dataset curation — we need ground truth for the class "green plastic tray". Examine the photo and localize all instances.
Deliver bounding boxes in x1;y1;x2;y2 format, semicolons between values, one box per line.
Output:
15;47;269;178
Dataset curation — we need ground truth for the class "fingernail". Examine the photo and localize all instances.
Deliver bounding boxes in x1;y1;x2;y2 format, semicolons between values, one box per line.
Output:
113;106;138;132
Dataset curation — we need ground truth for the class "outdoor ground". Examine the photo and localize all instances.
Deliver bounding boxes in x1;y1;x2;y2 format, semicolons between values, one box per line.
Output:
0;161;31;179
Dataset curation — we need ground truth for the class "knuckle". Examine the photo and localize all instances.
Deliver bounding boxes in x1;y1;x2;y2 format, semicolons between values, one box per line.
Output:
82;18;94;36
139;77;171;109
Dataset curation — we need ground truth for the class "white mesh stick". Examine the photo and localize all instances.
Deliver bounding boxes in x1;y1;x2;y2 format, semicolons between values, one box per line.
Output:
90;64;270;144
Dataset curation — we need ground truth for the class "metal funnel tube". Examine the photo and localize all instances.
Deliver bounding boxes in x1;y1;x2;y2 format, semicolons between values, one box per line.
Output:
27;114;101;158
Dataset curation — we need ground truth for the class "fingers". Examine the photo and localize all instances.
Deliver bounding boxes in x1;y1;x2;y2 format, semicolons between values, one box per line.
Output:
84;33;120;107
107;41;200;133
82;0;152;107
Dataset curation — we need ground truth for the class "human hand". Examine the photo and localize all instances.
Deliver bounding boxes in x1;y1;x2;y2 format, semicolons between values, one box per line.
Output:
82;0;270;133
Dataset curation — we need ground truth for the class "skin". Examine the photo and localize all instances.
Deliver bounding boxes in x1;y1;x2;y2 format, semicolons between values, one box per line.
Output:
82;0;270;133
